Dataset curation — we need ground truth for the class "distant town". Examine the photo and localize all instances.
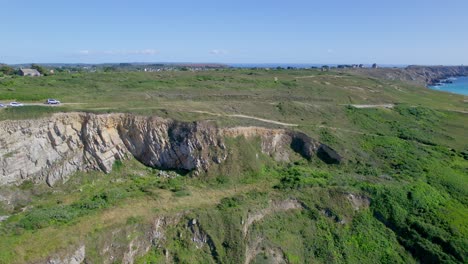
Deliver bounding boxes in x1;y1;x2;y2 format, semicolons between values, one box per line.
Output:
0;62;384;76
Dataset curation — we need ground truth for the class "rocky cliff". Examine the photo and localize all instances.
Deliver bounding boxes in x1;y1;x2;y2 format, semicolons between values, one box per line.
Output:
221;127;341;164
405;65;468;85
347;65;468;86
0;113;341;186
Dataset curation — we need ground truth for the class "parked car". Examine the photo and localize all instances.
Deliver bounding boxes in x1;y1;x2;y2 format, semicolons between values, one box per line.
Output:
46;98;61;104
0;103;5;108
9;102;24;107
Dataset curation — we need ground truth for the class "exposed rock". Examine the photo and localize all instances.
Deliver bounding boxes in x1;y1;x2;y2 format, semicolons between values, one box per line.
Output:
46;245;85;264
242;200;301;264
320;208;344;223
316;144;342;164
0;113;341;186
0;113;226;186
118;218;186;264
188;218;207;249
122;238;148;264
346;193;370;211
51;213;195;264
118;118;226;174
95;214;184;264
222;127;342;164
0;188;31;211
150;214;184;248
346;65;468;86
244;237;287;264
243;199;303;237
187;218;220;261
222;127;292;161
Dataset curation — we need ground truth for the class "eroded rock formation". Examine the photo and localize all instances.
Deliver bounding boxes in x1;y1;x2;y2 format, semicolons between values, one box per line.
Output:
222;127;342;164
0;113;341;186
348;65;468;86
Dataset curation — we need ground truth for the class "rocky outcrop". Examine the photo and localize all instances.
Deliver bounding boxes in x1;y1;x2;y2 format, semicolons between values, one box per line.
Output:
346;193;370;211
46;245;85;264
75;214;184;264
0;113;226;186
242;199;303;237
244;237;287;264
0;113;341;186
187;218;220;262
242;200;303;264
405;65;468;86
222;127;342;164
36;199;305;263
347;65;468;86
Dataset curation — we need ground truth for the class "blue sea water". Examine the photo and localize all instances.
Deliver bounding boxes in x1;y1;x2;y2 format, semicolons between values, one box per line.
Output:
429;77;468;96
229;63;327;68
228;63;406;69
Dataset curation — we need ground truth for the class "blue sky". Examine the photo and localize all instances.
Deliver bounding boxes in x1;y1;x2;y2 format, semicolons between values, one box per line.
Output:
1;0;467;65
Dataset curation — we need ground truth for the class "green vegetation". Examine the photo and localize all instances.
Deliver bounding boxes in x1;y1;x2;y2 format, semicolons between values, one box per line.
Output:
30;64;48;75
274;165;331;189
0;65;15;75
0;105;65;120
0;69;467;263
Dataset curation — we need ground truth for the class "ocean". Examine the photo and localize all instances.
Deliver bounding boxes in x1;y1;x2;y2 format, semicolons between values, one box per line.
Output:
228;63;406;69
429;76;468;96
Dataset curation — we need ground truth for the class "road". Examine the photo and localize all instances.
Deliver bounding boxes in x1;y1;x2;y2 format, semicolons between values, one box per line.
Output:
0;102;86;108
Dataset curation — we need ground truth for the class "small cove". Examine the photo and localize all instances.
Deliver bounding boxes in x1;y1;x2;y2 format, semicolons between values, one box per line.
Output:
429;76;468;96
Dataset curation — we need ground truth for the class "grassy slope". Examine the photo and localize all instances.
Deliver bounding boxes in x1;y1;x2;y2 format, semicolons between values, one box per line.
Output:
0;69;467;263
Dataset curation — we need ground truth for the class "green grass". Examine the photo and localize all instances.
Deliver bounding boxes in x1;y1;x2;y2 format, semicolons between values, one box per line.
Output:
0;105;65;120
0;69;466;125
0;69;467;263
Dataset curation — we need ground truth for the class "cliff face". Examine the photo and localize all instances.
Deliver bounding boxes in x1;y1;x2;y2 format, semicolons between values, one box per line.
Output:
0;113;226;186
0;113;340;186
405;66;468;85
221;127;342;164
348;66;468;86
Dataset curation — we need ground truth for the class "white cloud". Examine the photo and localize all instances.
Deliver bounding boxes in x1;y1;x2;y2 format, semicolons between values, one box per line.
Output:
138;49;158;55
210;49;228;55
77;49;159;56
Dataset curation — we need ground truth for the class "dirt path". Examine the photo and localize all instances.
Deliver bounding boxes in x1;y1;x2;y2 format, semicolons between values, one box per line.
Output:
294;75;316;79
191;110;298;127
348;104;394;109
61;107;298;126
447;109;468;114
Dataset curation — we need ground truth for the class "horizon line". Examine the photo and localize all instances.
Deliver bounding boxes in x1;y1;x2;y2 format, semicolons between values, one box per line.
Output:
3;62;466;66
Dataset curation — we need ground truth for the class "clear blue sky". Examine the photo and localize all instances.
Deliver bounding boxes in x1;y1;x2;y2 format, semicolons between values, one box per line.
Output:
1;0;467;65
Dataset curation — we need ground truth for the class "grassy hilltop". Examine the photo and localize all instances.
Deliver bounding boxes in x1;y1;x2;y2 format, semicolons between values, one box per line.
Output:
0;69;467;263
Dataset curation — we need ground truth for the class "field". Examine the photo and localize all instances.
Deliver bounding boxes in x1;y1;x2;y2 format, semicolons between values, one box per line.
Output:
0;69;467;263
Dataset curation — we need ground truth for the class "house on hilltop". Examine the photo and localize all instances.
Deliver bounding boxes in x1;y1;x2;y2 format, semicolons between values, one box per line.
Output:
19;68;41;77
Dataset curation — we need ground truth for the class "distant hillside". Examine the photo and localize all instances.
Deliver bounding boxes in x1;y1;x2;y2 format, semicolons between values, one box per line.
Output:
344;65;468;86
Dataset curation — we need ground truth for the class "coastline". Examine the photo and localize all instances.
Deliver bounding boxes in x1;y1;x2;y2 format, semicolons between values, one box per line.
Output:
428;76;468;96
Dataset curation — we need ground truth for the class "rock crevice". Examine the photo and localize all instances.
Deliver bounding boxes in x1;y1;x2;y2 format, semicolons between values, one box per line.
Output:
0;113;341;186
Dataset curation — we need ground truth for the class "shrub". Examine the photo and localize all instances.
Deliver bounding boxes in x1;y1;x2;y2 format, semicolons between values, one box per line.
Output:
17;206;79;230
275;166;330;190
217;196;243;210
